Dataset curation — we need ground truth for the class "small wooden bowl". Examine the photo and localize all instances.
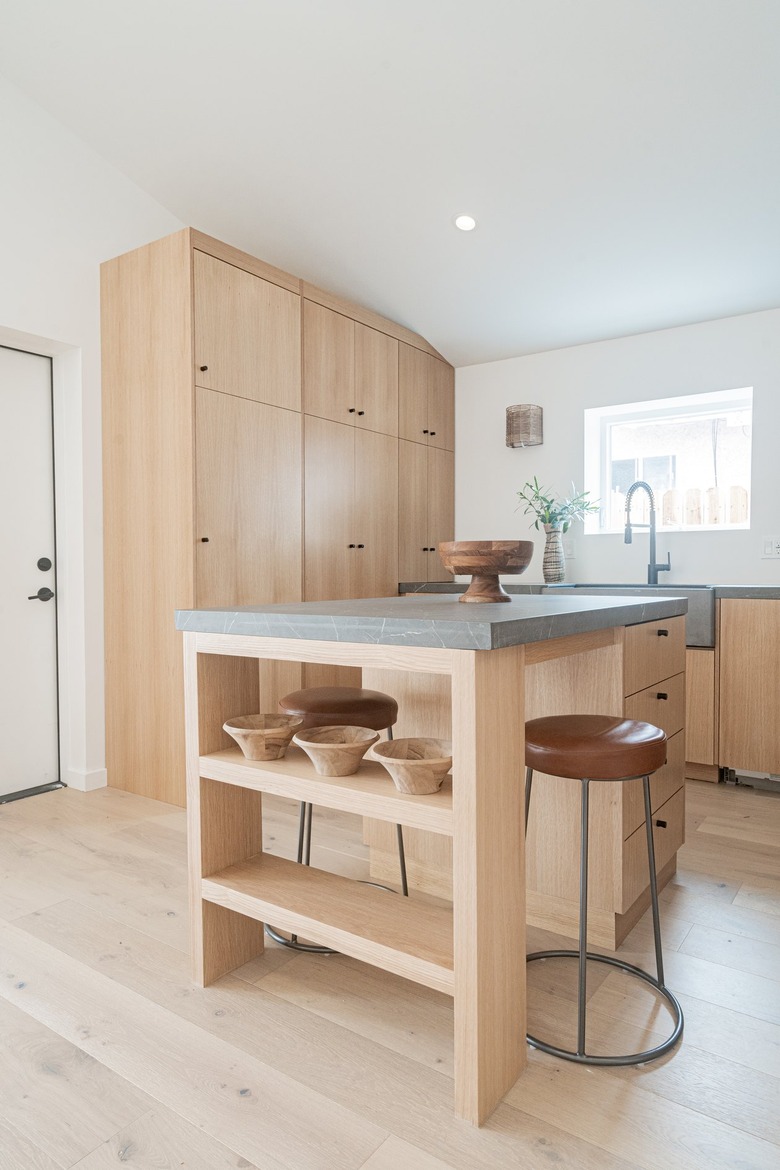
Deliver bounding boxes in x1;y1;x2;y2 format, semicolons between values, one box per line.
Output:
371;738;453;795
293;725;380;776
223;714;303;761
438;540;534;602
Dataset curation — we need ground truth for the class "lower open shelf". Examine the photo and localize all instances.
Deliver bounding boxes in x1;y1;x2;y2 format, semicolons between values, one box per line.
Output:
201;852;454;995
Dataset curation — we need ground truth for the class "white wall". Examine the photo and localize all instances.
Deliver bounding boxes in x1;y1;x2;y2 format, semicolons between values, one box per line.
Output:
456;308;780;586
0;76;183;790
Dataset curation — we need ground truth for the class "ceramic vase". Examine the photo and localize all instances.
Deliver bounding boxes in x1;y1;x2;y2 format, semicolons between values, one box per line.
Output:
542;523;565;584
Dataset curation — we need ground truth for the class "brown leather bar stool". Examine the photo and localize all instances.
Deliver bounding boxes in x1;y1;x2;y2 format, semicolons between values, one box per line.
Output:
524;714;684;1065
266;686;408;953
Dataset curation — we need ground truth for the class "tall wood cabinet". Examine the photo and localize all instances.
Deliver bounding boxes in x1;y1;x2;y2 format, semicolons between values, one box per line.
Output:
398;441;454;582
102;229;454;805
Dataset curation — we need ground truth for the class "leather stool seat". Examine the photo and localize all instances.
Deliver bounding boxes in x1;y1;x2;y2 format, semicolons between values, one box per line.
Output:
525;715;667;780
279;686;398;732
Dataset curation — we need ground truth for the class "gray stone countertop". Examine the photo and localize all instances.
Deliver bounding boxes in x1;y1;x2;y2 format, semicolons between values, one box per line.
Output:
176;594;687;652
402;582;780;600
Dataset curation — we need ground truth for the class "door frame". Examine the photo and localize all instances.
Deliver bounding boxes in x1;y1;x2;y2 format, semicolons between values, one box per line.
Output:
0;323;105;793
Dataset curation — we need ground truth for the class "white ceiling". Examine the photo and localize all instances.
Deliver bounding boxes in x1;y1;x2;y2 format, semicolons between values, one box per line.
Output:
2;0;780;366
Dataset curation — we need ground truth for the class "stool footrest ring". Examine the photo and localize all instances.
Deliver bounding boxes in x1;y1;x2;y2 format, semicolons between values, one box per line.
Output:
526;949;684;1066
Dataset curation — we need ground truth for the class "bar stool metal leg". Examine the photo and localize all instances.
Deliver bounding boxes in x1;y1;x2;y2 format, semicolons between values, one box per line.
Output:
643;774;665;985
576;778;590;1057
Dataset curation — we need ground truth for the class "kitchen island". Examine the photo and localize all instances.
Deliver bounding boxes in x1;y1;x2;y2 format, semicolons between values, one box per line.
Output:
176;592;687;1125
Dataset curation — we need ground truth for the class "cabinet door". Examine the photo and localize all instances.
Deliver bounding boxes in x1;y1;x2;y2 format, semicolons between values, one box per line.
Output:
398;343;429;444
303;415;354;601
302;300;355;425
719;599;780;772
427;358;454;451
686;648;716;765
193;251;301;411
352;430;399;598
354;323;398;436
427;447;455;582
195;388;302;606
398;440;429;582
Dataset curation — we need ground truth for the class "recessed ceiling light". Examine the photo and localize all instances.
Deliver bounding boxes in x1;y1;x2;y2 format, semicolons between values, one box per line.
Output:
454;214;477;231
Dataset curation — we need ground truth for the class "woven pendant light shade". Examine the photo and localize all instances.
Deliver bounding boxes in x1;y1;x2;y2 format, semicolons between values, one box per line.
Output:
506;404;543;447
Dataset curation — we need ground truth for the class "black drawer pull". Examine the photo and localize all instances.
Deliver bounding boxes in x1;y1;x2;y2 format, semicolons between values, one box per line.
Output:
200;537;209;543
657;629;669;637
199;365;208;372
358;410;365;416
357;543;365;549
656;692;668;700
348;407;356;413
655;819;667;828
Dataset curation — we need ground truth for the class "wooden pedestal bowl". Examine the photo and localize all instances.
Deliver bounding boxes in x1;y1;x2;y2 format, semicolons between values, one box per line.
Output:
223;714;304;761
438;540;534;603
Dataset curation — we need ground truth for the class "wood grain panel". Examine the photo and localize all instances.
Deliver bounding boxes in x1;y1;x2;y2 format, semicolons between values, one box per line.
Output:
101;228;194;806
427;359;455;451
719;599;780;774
398;343;429;444
355;323;398;437
195;389;302;607
427;448;455;582
302;281;446;359
194;251;301;410
686;647;717;766
622;727;685;838
623;615;685;696
398;440;429;582
353;429;399;598
303;415;353;601
302;300;355;424
450;646;526;1125
623;671;685;738
190;229;301;292
618;787;685;911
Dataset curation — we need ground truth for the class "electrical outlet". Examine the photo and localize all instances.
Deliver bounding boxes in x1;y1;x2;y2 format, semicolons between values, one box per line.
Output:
761;536;780;559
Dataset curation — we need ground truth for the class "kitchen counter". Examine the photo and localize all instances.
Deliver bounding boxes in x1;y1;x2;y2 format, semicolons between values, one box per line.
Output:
176;592;687;651
402;580;780;599
179;593;686;1126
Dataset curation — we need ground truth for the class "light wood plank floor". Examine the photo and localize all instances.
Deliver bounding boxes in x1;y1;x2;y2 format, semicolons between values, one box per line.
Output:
1;780;778;1169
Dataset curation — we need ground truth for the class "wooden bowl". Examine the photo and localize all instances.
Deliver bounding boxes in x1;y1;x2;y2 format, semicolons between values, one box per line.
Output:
371;738;453;795
223;714;304;761
292;725;380;776
438;540;534;603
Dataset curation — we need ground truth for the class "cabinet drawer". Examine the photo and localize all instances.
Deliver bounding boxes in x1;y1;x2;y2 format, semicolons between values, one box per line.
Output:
624;671;684;739
624;616;685;696
618;787;685;912
622;728;684;839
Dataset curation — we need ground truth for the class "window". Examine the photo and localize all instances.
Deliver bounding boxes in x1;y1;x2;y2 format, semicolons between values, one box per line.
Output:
584;388;752;533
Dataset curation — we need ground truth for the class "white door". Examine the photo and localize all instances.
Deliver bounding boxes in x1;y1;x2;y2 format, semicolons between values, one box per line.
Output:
0;346;59;798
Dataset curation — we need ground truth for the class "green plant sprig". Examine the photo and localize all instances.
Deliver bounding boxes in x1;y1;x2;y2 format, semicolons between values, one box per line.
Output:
516;477;599;533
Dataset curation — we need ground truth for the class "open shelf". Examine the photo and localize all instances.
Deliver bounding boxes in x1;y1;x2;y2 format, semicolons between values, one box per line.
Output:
200;746;454;835
202;852;454;995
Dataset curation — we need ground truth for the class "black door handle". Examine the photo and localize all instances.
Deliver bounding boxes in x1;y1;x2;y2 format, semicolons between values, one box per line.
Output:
28;587;54;602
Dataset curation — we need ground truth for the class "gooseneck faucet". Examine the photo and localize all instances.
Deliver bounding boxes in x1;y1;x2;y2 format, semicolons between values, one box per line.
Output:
624;481;671;585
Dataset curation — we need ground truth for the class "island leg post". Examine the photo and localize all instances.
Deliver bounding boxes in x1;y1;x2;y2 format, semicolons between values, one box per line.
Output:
451;645;527;1124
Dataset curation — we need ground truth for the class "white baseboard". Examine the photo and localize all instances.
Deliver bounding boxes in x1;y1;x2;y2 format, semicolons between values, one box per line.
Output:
64;767;107;792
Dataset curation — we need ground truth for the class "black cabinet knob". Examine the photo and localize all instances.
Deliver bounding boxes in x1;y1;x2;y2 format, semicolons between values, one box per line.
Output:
348;408;356;413
430;431;436;436
348;544;356;548
656;692;668;700
422;429;429;434
200;537;209;543
357;543;365;548
357;410;365;416
655;819;667;828
657;629;669;637
199;365;208;372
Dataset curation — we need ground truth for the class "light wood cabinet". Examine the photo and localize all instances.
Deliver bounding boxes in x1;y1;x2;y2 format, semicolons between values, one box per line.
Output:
194;250;301;410
195;389;302;607
398;343;454;450
303;300;399;436
304;415;398;602
398;440;454;582
102;229;452;806
685;647;717;768
719;599;780;774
